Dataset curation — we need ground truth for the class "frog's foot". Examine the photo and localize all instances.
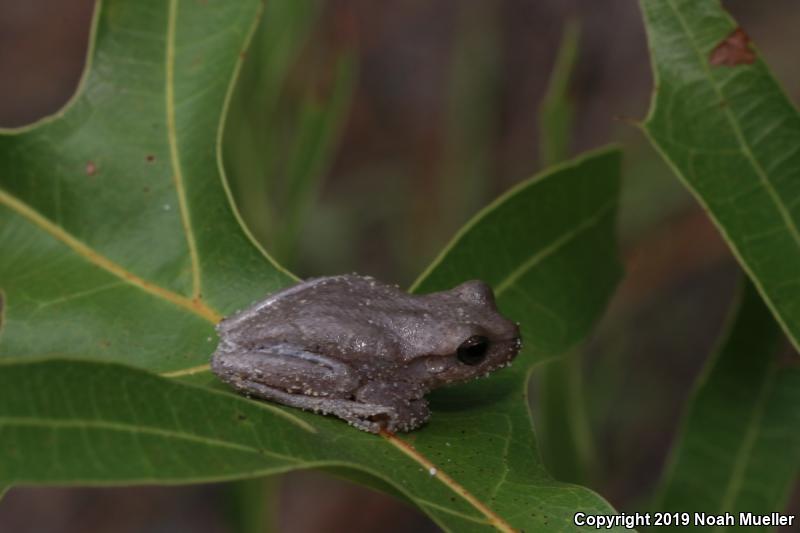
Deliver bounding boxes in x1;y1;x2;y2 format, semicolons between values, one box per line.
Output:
381;397;430;433
232;379;403;434
355;382;431;433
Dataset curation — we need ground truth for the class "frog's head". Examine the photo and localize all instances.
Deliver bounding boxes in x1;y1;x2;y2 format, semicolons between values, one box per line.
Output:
406;280;522;388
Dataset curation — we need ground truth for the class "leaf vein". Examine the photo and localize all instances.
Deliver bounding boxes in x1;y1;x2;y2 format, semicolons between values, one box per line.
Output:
0;189;221;323
166;0;203;299
495;200;615;296
0;416;299;464
714;361;778;527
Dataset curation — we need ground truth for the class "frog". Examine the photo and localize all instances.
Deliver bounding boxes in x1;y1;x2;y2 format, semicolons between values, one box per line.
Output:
211;274;522;433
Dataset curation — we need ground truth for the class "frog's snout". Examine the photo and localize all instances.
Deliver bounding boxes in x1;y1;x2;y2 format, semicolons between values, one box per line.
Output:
489;332;522;370
500;334;522;359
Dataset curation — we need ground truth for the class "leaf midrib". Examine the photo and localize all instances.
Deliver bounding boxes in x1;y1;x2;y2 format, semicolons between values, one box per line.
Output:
382;431;517;533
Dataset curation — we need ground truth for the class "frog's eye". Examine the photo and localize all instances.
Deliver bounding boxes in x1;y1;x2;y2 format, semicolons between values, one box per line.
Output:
457;335;489;365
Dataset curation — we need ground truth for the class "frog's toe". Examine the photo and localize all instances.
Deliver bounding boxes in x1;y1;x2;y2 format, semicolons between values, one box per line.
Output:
342;408;394;433
396;398;430;432
379;407;429;433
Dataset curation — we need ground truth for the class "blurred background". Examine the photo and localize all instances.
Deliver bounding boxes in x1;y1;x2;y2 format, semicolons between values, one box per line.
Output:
1;0;798;531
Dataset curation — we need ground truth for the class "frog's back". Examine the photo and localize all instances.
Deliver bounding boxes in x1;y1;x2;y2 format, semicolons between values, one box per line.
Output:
216;275;411;348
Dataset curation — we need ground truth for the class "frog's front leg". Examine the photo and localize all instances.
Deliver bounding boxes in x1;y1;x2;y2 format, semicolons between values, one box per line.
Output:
234;381;402;433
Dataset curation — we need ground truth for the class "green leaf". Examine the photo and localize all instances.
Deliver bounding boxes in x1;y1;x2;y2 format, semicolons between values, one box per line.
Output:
223;0;355;265
409;147;624;530
533;351;595;485
539;20;580;167
273;58;355;265
654;281;800;529
0;0;625;529
534;21;594;485
1;140;624;532
0;356;614;533
413;148;621;365
640;0;800;350
437;2;501;245
0;0;293;372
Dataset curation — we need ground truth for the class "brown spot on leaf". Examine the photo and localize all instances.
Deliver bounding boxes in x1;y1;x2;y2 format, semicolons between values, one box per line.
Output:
142;186;150;193
85;161;97;176
709;27;756;67
146;154;155;162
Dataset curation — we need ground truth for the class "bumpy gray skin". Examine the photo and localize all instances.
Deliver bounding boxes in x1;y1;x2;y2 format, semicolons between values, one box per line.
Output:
211;274;521;433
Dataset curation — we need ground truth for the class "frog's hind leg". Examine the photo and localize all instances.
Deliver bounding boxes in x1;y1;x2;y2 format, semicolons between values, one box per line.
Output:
213;343;400;432
212;342;360;398
236;379;396;433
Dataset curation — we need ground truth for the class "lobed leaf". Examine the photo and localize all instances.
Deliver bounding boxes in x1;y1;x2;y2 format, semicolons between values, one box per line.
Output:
0;1;626;530
1;144;624;531
0;0;294;373
654;281;800;529
640;0;800;350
